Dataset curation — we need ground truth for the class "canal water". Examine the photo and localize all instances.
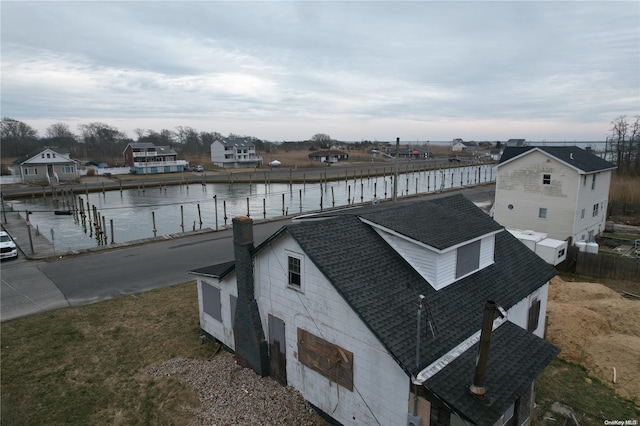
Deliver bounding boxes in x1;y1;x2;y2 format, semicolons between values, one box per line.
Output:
6;165;496;253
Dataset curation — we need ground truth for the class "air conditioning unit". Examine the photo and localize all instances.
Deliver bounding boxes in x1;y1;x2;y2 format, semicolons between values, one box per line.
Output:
407;413;422;426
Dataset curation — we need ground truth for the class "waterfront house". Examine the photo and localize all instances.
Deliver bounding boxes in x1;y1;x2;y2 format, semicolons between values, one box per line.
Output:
210;136;263;169
307;149;349;163
123;143;187;174
493;146;616;243
190;194;558;426
13;148;79;184
452;141;477;152
505;139;527;147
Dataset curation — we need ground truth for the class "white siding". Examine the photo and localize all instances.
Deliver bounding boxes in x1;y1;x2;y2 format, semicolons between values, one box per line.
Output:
255;235;411;426
479;235;496;268
495;151;579;240
374;228;496;290
374;230;439;286
198;275;237;350
210;140;227;165
572;170;612;242
504;283;549;338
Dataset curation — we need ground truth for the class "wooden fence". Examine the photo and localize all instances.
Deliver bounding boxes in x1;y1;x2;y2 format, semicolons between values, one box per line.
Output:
559;245;640;280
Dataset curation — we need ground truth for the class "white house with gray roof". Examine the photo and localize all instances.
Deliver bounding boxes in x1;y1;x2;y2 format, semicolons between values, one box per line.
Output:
189;194;558;426
13;148;79;184
123;142;187;174
493;146;616;243
210;136;263;168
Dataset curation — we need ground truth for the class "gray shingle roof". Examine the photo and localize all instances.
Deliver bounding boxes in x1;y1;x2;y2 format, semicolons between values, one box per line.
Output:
217;137;254;148
357;195;503;250
189;260;235;279
194;194;559;424
424;321;560;426
282;195;557;375
499;146;616;173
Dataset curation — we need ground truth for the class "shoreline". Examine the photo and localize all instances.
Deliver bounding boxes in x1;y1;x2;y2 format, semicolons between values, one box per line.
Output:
1;159;493;200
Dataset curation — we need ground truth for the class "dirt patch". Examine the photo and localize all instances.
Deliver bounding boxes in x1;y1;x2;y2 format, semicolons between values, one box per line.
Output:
546;277;640;405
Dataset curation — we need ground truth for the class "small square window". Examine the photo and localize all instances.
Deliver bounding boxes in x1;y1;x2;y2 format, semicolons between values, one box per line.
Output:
542;174;551;185
288;256;301;288
539;208;547;219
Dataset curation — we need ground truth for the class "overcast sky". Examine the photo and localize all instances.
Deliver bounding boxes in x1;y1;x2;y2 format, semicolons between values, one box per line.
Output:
2;1;639;142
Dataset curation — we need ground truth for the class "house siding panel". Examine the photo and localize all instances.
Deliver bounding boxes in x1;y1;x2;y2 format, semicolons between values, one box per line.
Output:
210;141;226;165
572;170;612;242
198;277;237;350
495;150;612;242
504;283;549;339
495;151;577;240
374;230;496;290
255;236;411;426
374;229;439;286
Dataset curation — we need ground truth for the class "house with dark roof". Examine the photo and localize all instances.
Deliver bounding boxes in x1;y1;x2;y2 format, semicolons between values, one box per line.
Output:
308;149;349;163
505;139;527;147
13;148;79;184
210;136;263;168
494;146;616;243
123;142;187;174
452;141;477;152
189;194;558;426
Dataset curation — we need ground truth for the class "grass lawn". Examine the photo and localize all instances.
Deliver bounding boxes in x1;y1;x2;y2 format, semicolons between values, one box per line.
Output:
1;281;213;425
2;281;638;425
535;358;639;425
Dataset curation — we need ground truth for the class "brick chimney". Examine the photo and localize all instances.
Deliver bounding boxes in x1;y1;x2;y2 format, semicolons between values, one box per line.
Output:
232;216;269;377
470;301;496;399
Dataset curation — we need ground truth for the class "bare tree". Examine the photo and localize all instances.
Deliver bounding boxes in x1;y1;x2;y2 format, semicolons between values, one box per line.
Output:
1;117;40;157
45;122;77;153
78;122;128;161
608;115;640;175
175;126;202;156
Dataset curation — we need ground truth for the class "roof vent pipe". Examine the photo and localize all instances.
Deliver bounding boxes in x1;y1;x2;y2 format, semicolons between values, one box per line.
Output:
470;300;497;399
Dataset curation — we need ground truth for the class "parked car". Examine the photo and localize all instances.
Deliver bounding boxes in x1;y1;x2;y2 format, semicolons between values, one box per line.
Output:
448;158;462;163
0;231;18;260
193;165;204;172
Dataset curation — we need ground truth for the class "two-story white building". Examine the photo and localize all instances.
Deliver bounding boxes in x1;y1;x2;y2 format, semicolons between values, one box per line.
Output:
210;136;263;168
123;142;188;174
493;146;616;243
190;194;559;426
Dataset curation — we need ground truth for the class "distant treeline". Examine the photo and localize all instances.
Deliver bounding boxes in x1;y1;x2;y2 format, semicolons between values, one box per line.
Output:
0;119;388;165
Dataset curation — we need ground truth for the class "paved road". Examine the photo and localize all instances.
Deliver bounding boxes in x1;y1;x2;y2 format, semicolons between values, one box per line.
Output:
1;185;495;322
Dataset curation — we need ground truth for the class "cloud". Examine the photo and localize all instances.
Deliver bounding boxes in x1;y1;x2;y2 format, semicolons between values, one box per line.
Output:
1;1;638;141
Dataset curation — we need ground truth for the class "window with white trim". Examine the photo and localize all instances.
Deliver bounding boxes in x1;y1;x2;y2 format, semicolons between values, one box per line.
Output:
592;203;599;217
62;166;73;174
24;168;38;175
542;174;551;185
538;208;547;219
591;174;596;190
287;255;302;289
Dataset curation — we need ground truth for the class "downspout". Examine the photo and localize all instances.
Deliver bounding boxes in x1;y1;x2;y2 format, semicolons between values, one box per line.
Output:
393;137;400;202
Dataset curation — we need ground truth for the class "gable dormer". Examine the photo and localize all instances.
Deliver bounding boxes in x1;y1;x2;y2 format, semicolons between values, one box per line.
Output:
361;219;500;290
357;198;503;290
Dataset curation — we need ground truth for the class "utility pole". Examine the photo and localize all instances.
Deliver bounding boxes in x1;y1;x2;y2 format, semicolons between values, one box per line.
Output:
393;137;400;202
